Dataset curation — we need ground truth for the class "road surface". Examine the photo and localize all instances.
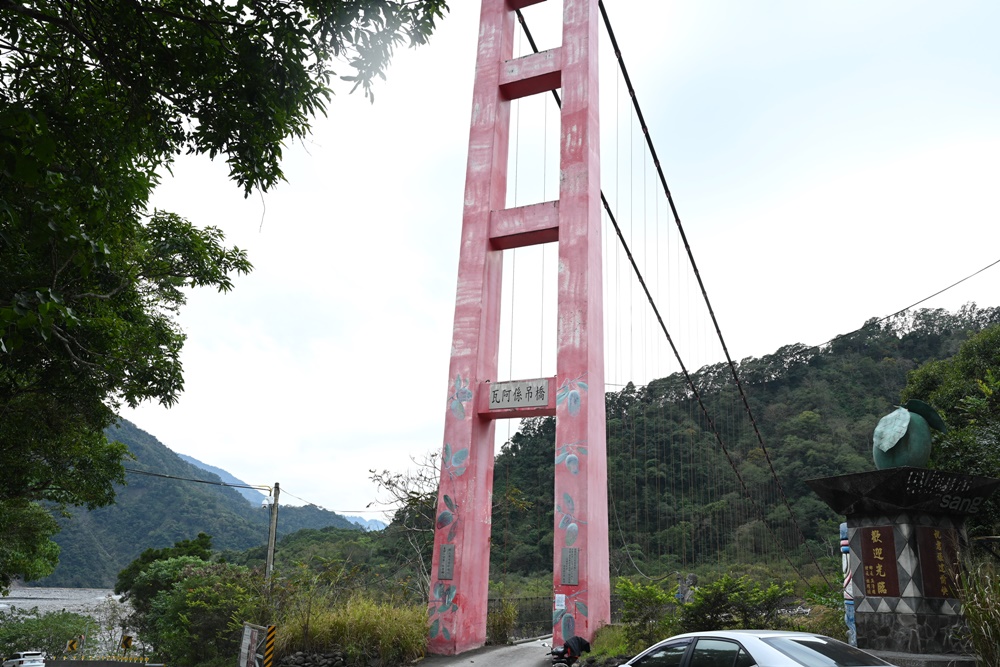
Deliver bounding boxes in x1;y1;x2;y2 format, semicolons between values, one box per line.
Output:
419;639;553;667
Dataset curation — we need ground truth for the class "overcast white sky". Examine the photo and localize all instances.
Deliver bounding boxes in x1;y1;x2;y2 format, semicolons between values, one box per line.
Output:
123;1;1000;518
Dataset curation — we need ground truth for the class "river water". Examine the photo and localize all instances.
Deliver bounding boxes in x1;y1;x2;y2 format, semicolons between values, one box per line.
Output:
1;587;118;616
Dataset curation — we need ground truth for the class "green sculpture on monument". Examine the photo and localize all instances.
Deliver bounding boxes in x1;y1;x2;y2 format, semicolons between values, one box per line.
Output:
871;398;948;469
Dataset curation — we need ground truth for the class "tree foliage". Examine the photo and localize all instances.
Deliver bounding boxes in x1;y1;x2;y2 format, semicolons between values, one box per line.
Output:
903;325;1000;534
369;453;441;599
0;500;60;592
0;0;447;587
676;574;793;633
0;607;90;659
115;531;213;597
146;562;264;667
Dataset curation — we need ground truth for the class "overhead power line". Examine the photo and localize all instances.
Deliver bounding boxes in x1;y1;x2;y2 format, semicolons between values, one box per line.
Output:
122;466;388;515
819;256;1000;349
124;466;270;493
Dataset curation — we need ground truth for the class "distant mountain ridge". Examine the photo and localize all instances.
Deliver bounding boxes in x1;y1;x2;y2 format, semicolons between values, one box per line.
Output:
342;516;386;531
38;420;359;588
177;454;386;531
176;453;268;505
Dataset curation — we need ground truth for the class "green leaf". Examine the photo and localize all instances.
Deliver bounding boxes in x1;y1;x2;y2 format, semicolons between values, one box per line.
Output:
873;407;910;452
575;601;588;617
429;619;439;639
903;399;948;433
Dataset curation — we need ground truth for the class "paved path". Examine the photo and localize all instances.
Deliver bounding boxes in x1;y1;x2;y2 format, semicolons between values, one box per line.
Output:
419;639;553;667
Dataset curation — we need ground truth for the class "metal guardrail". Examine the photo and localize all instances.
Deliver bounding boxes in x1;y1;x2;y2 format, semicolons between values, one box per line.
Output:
487;595;624;641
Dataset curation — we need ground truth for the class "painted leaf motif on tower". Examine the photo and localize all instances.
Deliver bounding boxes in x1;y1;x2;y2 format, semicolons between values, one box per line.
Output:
449;375;473;420
562;613;575;638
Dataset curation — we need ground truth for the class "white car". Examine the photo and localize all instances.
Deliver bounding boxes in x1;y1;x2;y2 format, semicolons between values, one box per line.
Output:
2;652;44;667
622;630;894;667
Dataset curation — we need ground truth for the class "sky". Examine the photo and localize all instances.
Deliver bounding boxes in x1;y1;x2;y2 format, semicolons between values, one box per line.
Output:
123;1;1000;519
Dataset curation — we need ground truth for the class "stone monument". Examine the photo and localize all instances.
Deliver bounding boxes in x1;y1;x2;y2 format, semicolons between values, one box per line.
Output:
808;401;999;663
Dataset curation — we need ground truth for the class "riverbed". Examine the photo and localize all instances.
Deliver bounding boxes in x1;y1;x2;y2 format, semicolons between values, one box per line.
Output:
1;587;118;616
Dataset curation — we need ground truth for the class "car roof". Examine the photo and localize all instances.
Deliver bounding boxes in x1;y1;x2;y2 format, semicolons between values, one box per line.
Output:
669;630;826;640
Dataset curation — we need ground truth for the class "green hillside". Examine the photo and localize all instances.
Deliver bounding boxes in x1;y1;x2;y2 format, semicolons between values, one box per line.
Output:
37;420;358;587
37;305;1000;592
490;306;1000;580
232;305;1000;600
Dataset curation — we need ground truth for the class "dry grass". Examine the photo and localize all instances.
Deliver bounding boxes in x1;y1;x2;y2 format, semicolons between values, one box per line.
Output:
276;594;426;665
958;559;1000;666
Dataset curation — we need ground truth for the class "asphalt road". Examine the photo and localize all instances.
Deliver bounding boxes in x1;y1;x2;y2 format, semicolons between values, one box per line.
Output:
419;639;554;667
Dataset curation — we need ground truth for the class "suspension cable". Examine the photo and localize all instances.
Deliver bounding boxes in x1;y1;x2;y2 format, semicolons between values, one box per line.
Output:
597;0;832;589
514;5;829;588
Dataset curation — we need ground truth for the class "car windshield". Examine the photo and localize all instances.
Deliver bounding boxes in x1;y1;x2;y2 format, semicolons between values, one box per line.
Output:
761;636;892;666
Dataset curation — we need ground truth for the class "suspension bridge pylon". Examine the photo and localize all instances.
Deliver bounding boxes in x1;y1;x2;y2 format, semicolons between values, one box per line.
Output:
428;0;609;654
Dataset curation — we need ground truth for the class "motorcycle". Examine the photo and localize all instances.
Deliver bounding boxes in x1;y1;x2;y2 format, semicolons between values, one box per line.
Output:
549;636;591;667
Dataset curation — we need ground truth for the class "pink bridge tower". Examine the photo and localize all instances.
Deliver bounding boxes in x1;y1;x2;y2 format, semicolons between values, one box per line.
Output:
428;0;609;655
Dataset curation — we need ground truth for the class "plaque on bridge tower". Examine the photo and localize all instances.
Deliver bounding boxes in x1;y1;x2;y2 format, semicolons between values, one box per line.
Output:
438;544;455;580
489;379;549;410
561;547;580;586
860;526;899;597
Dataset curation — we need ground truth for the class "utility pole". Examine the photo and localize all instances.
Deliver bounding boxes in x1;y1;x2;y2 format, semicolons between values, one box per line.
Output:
265;482;279;581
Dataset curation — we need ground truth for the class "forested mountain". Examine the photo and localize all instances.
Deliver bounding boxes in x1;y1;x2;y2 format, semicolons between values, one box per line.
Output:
178;452;386;531
489;305;1000;579
37;420;358;587
177;453;268;505
224;304;1000;600
37;305;1000;592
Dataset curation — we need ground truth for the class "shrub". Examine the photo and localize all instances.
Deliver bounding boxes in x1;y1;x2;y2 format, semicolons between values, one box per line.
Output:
958;558;1000;666
0;607;89;658
277;594;425;666
615;578;675;648
788;604;848;642
486;599;518;645
791;586;848;641
590;623;632;658
677;574;793;634
147;562;265;666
